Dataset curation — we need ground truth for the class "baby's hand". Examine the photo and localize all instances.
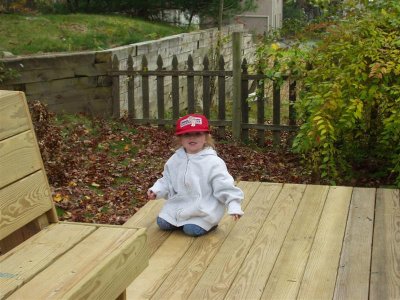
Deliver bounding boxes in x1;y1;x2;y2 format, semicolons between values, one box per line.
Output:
231;214;241;221
147;190;157;200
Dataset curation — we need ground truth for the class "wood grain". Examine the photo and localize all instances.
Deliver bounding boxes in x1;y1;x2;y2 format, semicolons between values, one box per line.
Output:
0;223;95;298
188;183;282;300
0;131;42;188
0;171;53;240
25;77;98;94
297;186;353;300
121;183;400;300
0;90;30;140
126;231;194;300
8;226;146;300
0;214;51;255
333;187;376;300
225;183;307;300
7;63;109;85
31;87;112;106
3;52;96;71
370;188;400;300
64;227;148;300
124;200;170;256
260;184;329;300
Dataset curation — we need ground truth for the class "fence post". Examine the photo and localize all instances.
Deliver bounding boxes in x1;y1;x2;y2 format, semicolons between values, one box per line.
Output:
127;55;135;118
232;32;242;140
241;58;249;143
112;55;120;118
218;55;226;136
156;55;165;127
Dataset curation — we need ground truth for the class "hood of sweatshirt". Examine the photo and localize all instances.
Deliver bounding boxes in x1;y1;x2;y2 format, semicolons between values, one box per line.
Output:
175;146;217;159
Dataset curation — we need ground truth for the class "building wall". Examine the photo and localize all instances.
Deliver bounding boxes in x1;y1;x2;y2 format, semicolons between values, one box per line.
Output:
236;0;283;35
0;24;256;117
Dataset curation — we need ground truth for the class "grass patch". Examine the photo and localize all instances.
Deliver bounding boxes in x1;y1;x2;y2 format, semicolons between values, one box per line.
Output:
99;205;110;213
55;113;98;137
113;177;131;185
88;185;104;195
0;13;188;55
56;206;66;217
109;139;137;156
208;88;290;125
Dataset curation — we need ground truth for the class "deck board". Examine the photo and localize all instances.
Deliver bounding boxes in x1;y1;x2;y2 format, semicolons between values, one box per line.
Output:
125;182;399;300
333;187;376;300
261;184;329;299
124;200;169;256
188;183;282;300
370;188;400;300
297;186;352;300
225;183;306;300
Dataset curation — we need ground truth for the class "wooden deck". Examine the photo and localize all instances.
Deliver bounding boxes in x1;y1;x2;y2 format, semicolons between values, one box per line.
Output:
123;182;400;300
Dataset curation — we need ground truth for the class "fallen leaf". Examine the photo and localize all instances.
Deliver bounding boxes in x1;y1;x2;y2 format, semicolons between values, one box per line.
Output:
53;193;63;202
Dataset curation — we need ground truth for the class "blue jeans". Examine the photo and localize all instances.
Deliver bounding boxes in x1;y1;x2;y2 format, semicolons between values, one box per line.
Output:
157;217;208;237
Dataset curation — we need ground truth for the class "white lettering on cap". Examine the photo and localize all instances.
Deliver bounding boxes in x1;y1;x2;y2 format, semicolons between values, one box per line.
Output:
180;116;202;127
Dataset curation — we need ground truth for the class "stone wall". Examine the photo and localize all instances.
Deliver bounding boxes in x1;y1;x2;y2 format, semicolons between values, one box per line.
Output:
0;24;256;117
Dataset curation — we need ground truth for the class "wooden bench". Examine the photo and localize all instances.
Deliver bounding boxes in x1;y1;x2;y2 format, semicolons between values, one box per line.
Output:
0;90;148;299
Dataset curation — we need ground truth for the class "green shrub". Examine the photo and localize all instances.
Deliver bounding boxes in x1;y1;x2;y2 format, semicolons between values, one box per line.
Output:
0;61;18;84
292;0;400;186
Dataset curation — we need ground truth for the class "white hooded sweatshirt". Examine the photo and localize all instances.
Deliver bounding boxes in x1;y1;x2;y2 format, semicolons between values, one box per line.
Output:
150;147;244;231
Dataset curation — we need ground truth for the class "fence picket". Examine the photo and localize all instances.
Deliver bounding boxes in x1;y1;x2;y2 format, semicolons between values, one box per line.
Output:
256;70;265;146
217;55;226;136
187;55;195;114
156;55;165;127
202;55;211;119
273;81;281;146
232;32;242;140
171;55;180;119
241;58;249;143
289;80;296;126
141;55;149;120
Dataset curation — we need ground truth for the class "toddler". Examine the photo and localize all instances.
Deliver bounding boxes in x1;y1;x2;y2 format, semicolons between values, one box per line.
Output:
147;114;244;237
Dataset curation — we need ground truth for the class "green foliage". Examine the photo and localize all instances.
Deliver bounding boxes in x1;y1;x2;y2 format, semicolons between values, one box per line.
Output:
282;1;309;37
0;61;18;84
254;38;309;85
291;0;400;186
0;14;186;55
30;0;256;26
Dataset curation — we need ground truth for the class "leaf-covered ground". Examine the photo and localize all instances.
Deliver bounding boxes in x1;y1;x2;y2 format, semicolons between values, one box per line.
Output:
30;101;384;225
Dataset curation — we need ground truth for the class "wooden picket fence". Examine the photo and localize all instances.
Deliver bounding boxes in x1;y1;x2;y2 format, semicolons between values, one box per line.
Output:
109;52;298;146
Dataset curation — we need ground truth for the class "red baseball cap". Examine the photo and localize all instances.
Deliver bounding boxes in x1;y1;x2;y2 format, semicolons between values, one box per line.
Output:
175;114;210;135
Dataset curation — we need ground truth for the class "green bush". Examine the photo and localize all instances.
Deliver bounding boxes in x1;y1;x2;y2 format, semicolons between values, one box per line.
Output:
0;61;18;84
292;0;400;186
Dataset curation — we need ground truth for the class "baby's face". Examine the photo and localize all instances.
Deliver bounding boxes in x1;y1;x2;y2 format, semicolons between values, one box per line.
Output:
180;132;206;154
